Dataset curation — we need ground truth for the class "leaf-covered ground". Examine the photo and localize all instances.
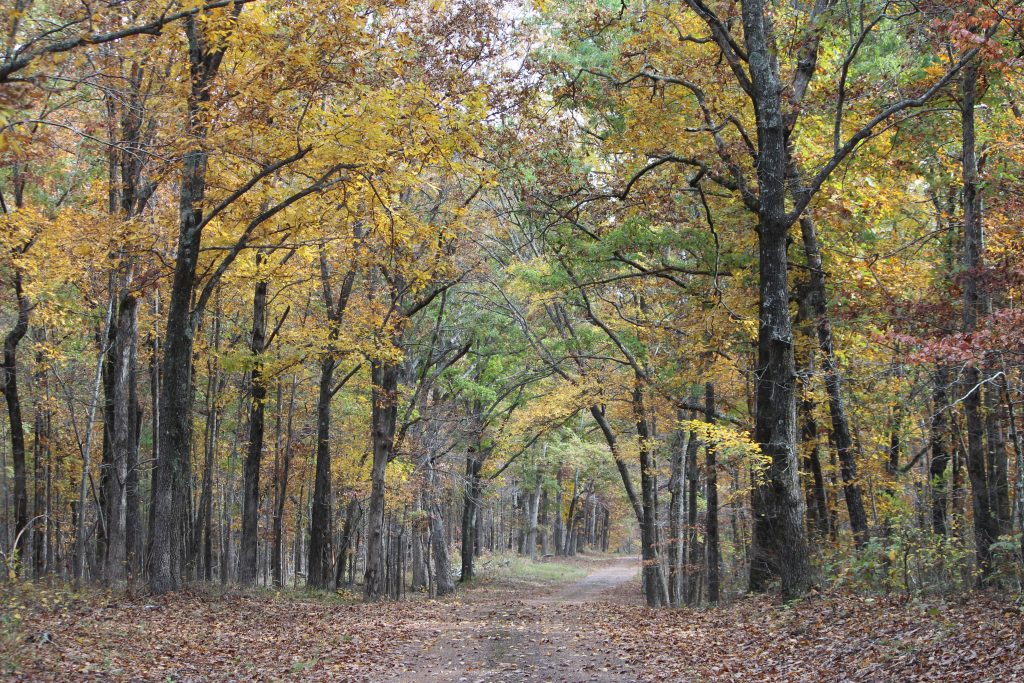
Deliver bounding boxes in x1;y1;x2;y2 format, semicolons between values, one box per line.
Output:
1;587;419;681
577;584;1024;682
3;558;1023;682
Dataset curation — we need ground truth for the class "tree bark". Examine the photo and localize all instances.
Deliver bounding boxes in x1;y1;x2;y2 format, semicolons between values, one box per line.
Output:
553;464;564;557
460;446;482;581
272;375;297;587
2;271;29;572
667;413;688;606
307;356;334;589
150;15;227;593
426;456;454;596
930;366;951;536
364;358;399;600
960;60;998;579
798;217;869;545
705;383;720;604
524;468;541;559
685;421;700;604
983;366;1010;533
104;294;138;583
743;0;812;598
240;273;268;585
633;385;668;607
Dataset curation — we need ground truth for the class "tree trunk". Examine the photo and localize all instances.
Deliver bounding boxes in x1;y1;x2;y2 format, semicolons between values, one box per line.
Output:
411;496;427;591
2;271;29;573
150;12;233;594
426;458;454;596
633;386;668;607
524;469;541;560
930;366;951;536
538;487;550;557
459;447;482;581
364;359;398;600
667;412;688;606
240;274;268;585
685;422;700;604
960;60;998;579
75;291;115;584
551;464;564;556
190;301;221;580
1001;371;1024;562
334;497;360;588
744;0;812;598
705;383;720;604
798;217;869;545
307;356;334;589
983;366;1010;534
31;334;50;577
272;375;297;587
104;294;138;583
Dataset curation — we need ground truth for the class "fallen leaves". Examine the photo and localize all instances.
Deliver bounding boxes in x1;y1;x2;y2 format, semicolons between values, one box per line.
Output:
2;586;419;681
3;568;1023;682
572;589;1024;682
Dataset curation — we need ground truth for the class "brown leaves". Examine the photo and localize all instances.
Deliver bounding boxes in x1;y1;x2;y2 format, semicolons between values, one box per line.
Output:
4;588;417;681
570;592;1024;683
5;577;1023;682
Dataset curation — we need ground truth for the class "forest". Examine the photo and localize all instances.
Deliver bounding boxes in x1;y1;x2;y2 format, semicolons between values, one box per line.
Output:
1;0;1024;680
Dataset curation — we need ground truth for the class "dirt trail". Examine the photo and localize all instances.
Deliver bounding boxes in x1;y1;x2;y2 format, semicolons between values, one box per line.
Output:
381;556;640;682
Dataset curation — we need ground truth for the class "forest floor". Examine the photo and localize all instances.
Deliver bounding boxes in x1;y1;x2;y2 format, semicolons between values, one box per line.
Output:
2;555;1024;682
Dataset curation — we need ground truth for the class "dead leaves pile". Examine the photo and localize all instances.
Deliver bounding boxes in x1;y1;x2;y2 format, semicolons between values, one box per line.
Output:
2;587;418;681
576;591;1024;682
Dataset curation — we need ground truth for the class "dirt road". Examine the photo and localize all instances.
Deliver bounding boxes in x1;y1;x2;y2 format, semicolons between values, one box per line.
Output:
382;557;640;682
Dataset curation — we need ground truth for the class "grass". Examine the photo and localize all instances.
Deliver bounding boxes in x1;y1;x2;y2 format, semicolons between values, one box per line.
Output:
469;551;608;588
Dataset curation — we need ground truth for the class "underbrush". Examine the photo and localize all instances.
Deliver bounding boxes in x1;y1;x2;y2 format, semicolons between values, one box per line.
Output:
820;509;1023;597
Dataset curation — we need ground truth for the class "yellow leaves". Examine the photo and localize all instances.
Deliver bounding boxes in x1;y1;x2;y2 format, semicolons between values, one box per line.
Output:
679;418;766;469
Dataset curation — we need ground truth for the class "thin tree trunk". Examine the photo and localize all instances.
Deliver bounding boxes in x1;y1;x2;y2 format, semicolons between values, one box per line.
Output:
798;217;869;546
633;385;668;607
685;423;700;604
426;458;454;596
240;271;268;585
1003;370;1024;562
190;299;220;580
930;366;951;536
364;358;398;600
667;412;688;606
983;366;1010;533
75;292;115;583
104;294;138;584
334;498;359;588
2;271;29;573
307;357;334;589
960;60;998;579
525;467;541;560
705;383;720;604
553;464;564;557
272;375;297;587
460;446;482;581
31;331;49;577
